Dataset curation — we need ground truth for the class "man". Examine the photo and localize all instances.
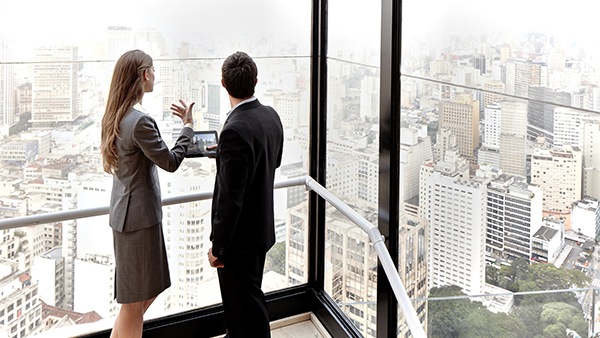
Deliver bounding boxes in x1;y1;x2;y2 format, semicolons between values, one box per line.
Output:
208;51;284;338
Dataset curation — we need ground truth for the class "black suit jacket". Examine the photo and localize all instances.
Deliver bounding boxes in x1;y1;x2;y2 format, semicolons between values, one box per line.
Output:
210;99;284;262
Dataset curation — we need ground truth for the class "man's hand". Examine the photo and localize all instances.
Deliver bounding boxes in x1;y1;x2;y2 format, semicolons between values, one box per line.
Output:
208;248;224;268
206;144;217;159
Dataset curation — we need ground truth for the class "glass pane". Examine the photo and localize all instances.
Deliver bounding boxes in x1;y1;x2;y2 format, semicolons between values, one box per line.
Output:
0;0;311;336
326;0;381;336
402;0;600;337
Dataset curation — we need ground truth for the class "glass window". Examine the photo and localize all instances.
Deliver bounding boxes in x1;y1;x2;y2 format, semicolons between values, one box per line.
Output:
0;1;311;336
403;0;599;336
326;0;380;336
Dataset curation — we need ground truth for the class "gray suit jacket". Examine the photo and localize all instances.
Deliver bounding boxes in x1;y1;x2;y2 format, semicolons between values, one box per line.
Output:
109;107;193;232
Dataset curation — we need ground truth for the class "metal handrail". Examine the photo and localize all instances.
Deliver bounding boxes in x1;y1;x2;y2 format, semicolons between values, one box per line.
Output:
0;175;426;337
304;176;427;337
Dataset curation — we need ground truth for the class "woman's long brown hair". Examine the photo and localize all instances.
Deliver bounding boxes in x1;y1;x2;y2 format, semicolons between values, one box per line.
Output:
100;50;152;173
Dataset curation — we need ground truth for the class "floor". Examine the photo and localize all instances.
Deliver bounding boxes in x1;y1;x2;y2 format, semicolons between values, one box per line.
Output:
271;313;331;338
210;312;331;338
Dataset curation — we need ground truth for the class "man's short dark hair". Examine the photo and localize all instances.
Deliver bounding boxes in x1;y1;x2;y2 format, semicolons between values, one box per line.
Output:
222;51;258;99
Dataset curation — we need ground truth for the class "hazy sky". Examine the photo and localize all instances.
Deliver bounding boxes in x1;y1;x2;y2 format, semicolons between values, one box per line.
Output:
0;0;310;45
403;0;597;42
1;0;382;64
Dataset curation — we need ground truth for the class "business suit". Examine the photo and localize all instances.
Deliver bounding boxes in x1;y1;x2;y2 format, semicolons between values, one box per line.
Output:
211;99;283;337
109;106;193;303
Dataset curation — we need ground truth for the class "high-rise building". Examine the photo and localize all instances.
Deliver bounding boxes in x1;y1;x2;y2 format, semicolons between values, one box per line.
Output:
531;145;582;228
325;212;378;337
286;202;308;286
0;262;43;337
397;214;428;336
106;26;133;62
0;35;16;137
360;74;379;121
323;207;428;338
438;93;480;166
505;59;547;98
327;152;358;202
582;120;600;200
499;100;529;177
205;83;225;132
553;107;600;147
73;254;117;319
161;166;215;313
483;103;501;150
420;151;487;295
104;26;134;91
486;174;543;261
433;127;457;164
483;80;505;108
472;54;486;75
31;46;79;126
527;86;571;143
32;247;65;308
400;125;433;210
357;147;379;207
273;91;304;130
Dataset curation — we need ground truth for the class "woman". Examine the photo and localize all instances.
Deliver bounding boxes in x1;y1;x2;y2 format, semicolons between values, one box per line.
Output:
100;49;194;337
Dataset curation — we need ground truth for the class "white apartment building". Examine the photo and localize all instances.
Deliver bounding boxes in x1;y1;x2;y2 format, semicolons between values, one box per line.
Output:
532;217;565;264
0;230;18;262
161;166;215;314
433;127;458;164
287;202;308;286
274;91;305;130
420;151;488;295
73;254;116;319
400;125;433;206
0;262;42;338
531;145;582;224
479;103;502;168
31;247;65;308
360;74;379;121
0;37;16;136
571;198;600;240
483;103;501;150
582;120;600;200
19;224;46;271
327;152;359;203
74;175;112;258
553;107;600;148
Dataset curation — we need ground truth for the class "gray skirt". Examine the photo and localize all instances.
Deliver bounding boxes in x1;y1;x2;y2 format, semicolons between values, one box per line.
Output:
112;224;171;304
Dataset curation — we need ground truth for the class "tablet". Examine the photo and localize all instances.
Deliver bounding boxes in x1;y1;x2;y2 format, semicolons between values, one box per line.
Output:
186;130;218;158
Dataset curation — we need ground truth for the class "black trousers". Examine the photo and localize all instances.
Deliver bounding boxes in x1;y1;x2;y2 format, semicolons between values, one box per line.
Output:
218;251;270;338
